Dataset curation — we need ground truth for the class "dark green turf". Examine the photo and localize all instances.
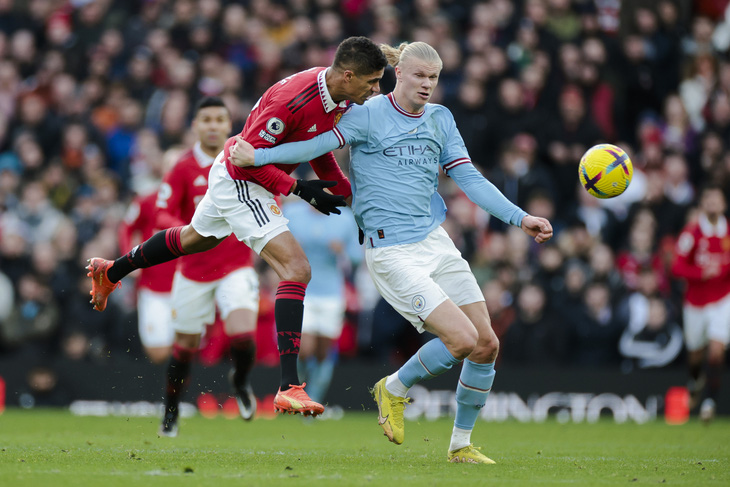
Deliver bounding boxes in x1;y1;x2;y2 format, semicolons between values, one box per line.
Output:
0;409;727;486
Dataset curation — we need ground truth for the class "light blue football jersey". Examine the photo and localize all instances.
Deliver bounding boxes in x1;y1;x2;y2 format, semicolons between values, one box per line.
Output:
284;201;361;298
255;93;527;247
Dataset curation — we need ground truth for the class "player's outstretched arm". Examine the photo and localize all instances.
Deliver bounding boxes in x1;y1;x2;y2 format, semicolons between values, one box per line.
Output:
520;215;553;244
228;131;342;168
448;163;553;243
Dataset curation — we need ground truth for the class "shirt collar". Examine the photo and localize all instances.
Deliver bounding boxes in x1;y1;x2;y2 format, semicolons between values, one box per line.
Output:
317;68;347;113
193;141;215;167
698;213;728;237
386;93;425;118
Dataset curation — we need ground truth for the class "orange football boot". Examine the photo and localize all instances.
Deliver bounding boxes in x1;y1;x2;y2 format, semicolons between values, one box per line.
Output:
273;383;325;416
86;257;121;311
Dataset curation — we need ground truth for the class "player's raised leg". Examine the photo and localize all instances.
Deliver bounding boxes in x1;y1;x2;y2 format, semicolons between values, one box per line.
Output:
87;225;222;311
447;301;497;464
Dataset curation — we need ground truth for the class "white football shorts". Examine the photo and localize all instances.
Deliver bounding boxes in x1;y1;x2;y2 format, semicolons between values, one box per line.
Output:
365;226;484;332
137;288;174;348
171;267;259;334
191;154;290;254
302;295;346;339
683;291;730;351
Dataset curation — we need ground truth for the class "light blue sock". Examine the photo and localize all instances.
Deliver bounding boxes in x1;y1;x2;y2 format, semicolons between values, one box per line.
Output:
297;357;306;384
454;359;495;430
307;352;337;403
397;338;462;388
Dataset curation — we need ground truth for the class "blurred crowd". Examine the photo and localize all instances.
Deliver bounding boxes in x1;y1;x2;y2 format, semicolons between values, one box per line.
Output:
1;0;730;384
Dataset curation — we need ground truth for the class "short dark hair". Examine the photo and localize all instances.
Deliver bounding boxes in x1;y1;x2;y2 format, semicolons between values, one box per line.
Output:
194;96;228;115
333;36;388;76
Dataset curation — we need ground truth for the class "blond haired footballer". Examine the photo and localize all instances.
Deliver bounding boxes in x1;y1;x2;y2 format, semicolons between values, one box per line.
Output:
229;42;553;463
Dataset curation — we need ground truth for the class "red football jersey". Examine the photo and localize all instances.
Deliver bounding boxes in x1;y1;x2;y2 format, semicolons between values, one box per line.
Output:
119;193;176;293
156;143;253;282
671;214;730;306
223;67;352;198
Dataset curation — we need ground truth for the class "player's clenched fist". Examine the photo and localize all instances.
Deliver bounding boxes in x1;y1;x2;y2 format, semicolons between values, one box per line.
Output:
228;135;255;167
520;215;553;244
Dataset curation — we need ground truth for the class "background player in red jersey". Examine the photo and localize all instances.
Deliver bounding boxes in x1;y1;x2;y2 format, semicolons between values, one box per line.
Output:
671;185;730;422
86;37;388;416
155;97;259;437
118;150;179;364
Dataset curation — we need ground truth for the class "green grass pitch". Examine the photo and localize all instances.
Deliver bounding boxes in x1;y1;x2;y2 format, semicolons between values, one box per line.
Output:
1;409;728;487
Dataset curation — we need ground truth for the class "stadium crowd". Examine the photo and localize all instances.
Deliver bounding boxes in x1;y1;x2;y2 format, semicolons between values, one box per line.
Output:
1;0;729;393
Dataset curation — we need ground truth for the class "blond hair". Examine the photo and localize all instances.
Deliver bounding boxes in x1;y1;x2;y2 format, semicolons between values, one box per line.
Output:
379;41;443;69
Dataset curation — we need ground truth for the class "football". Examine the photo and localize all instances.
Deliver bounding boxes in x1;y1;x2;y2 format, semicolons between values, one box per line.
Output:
578;144;633;199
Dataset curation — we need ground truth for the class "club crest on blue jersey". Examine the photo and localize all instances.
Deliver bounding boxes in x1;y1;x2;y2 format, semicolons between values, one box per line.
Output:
266;117;285;135
412;295;426;312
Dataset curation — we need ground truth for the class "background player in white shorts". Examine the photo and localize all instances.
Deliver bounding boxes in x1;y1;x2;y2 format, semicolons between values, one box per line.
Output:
672;185;730;422
118;148;181;364
228;41;553;463
153;97;260;437
284;197;361;404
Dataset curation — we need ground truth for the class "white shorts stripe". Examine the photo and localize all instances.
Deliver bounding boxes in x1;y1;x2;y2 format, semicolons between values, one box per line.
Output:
191;153;290;254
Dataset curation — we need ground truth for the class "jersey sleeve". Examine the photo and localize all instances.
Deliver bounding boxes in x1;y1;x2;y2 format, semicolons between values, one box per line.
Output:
228;91;303;194
448;163;527;227
671;229;703;280
155;163;187;229
438;109;472;174
253;105;369;166
332;104;369;147
254;131;342;166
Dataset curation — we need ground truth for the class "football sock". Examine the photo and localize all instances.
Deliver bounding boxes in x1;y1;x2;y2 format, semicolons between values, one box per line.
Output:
297;356;308;384
385;373;409;398
449;426;472;452
305;351;337;403
707;362;722;401
455;359;495;431
688;360;702;382
229;332;256;388
396;338;462;389
164;343;197;414
275;281;306;390
108;227;187;283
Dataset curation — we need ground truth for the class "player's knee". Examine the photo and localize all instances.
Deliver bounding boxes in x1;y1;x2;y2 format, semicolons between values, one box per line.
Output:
708;350;725;366
473;335;499;363
279;257;311;284
145;347;171;364
180;226;220;253
451;328;479;360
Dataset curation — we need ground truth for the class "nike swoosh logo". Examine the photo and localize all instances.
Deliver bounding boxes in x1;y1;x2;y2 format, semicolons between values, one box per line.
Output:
375;389;388;424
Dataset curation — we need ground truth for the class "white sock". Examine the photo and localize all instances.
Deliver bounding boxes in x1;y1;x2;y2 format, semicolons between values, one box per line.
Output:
385;373;409;398
449;426;472;452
